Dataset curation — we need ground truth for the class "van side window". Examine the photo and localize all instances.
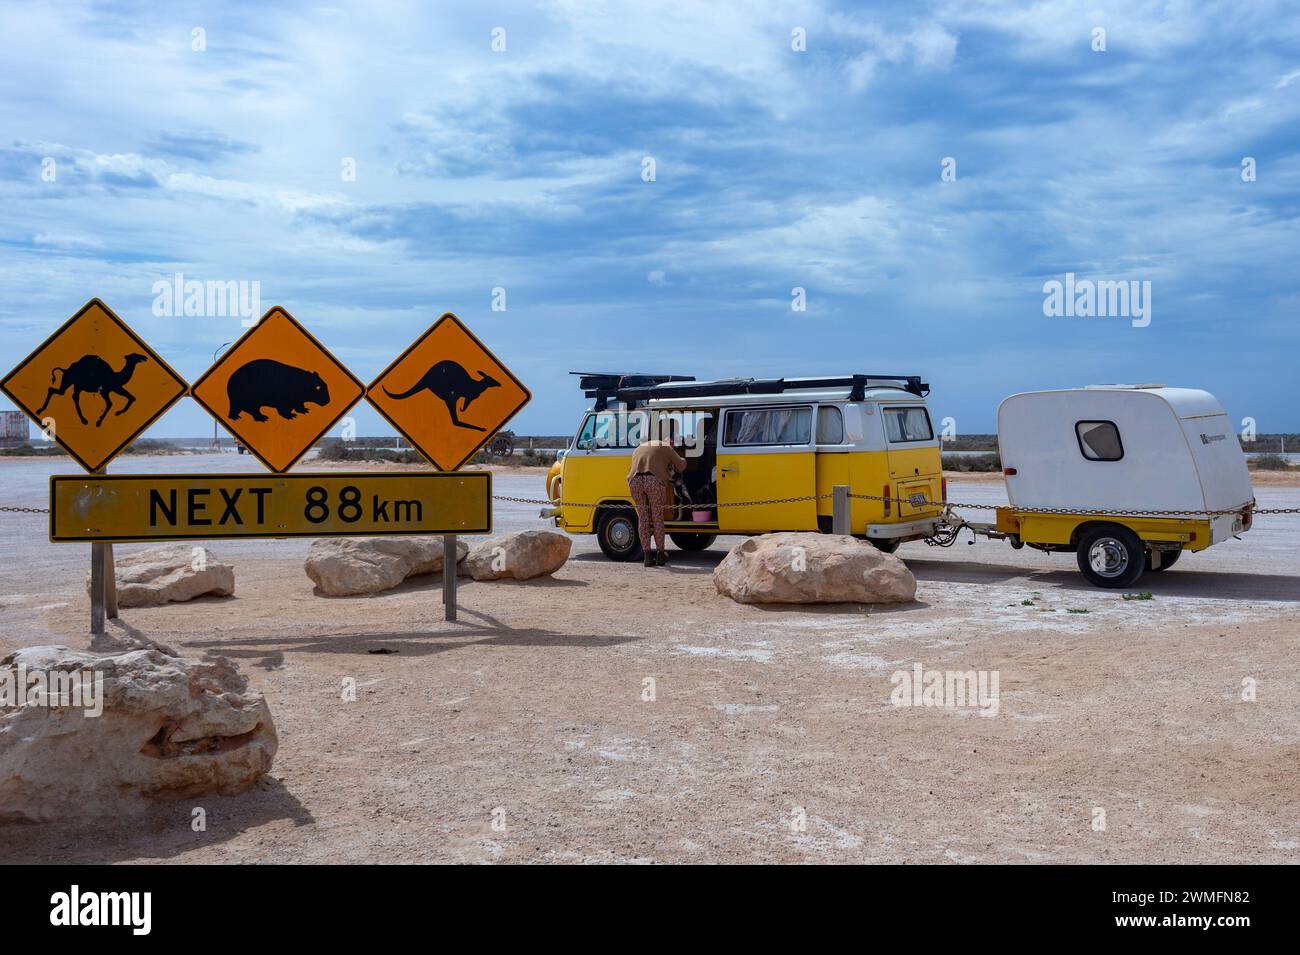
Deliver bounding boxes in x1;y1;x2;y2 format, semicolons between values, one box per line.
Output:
1076;420;1124;461
574;414;596;450
723;407;812;446
883;407;933;443
816;406;844;444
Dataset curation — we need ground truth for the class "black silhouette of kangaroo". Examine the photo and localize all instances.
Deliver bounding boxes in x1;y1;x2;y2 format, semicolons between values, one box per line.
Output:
383;360;500;431
36;353;149;427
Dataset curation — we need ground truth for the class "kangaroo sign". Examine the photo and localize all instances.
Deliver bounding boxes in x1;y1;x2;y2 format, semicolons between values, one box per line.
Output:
190;306;365;473
0;298;188;472
366;312;531;471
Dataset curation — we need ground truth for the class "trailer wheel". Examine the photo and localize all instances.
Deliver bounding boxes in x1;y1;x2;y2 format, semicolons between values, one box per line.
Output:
597;509;642;562
1077;525;1145;588
1146;548;1182;572
670;533;717;552
869;538;901;554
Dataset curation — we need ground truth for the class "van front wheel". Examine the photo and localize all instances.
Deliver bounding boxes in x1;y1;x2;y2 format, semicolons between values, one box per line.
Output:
1077;525;1145;588
597;510;643;562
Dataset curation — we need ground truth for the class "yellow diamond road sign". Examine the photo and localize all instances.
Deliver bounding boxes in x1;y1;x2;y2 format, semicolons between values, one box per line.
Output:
0;298;188;473
366;313;531;471
190;306;365;473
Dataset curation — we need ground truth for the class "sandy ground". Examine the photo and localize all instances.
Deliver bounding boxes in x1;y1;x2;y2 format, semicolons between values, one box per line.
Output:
1;454;1297;864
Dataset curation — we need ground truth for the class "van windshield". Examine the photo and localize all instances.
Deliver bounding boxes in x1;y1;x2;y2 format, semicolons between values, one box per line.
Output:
574;412;641;450
884;407;933;443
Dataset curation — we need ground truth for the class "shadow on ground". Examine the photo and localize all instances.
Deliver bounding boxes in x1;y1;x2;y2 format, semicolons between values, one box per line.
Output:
0;776;312;864
182;605;640;669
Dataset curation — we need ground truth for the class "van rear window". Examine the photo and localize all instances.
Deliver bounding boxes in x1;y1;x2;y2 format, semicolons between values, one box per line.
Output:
884;407;933;443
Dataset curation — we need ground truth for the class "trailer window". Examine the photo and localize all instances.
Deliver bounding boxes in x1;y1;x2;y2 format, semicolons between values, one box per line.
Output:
816;406;845;444
884;407;933;443
1076;420;1124;461
723;407;812;446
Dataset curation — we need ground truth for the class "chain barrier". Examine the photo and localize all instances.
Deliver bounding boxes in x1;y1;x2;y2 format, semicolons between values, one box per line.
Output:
5;492;1299;519
498;492;1300;517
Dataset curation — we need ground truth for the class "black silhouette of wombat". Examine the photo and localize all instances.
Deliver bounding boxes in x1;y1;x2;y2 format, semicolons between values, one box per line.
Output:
383;360;500;431
36;353;149;427
226;359;330;422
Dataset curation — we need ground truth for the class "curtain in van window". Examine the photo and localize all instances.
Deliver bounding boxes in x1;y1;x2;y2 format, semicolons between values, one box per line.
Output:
725;408;812;445
884;407;933;442
816;406;844;443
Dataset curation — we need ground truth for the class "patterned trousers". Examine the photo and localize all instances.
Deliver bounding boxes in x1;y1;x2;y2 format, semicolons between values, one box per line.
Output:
628;473;668;553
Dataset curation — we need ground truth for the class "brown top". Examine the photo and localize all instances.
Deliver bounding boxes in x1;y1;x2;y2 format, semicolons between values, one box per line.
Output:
628;440;688;484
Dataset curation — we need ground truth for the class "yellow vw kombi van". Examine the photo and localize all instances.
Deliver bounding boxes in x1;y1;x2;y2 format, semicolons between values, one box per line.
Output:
543;373;946;560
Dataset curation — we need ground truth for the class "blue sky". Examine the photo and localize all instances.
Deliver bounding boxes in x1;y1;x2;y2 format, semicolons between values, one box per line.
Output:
1;0;1298;440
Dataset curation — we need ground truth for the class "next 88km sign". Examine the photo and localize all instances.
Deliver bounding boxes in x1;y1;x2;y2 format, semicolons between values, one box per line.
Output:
49;472;491;541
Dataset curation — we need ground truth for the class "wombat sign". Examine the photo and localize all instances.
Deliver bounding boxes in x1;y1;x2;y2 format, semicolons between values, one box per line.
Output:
227;358;331;422
382;359;500;431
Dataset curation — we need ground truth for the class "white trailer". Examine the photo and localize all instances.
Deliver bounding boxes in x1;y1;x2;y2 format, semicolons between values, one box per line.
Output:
947;385;1255;588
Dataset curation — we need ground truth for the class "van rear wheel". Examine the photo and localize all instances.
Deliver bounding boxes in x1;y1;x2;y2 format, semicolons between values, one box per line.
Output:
670;533;717;552
597;509;642;562
1077;525;1145;588
869;538;901;554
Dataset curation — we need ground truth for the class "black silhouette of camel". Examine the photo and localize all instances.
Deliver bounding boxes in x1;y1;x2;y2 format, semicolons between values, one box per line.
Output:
36;353;149;427
383;360;500;431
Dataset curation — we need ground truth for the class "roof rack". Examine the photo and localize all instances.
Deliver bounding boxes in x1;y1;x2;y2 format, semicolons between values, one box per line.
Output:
616;374;929;404
571;371;696;410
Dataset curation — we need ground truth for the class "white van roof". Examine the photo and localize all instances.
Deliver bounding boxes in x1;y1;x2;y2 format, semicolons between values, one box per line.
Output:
645;385;922;409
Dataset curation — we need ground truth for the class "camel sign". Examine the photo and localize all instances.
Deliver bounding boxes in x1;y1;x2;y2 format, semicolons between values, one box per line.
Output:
190;306;365;473
366;312;531;471
0;298;188;472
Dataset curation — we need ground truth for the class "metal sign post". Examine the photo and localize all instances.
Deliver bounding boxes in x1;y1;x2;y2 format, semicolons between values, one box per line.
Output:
88;466;117;637
443;534;457;622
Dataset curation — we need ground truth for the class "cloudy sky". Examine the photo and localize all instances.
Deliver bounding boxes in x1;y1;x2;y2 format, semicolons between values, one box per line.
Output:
1;0;1297;440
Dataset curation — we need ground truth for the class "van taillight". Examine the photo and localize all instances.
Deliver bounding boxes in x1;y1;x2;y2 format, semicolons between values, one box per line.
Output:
883;484;891;517
941;478;948;503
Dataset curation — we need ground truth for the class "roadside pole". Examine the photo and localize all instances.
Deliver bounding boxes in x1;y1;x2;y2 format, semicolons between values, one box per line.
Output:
89;466;117;636
443;534;457;622
832;484;851;535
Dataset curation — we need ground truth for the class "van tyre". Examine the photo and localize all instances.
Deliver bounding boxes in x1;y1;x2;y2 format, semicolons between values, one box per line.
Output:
1146;548;1182;572
869;538;901;554
1077;524;1146;588
597;510;642;562
670;533;717;552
